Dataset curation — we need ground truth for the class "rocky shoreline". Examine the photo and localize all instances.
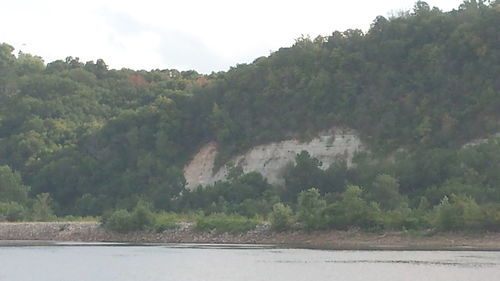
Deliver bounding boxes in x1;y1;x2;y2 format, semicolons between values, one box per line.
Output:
1;222;500;250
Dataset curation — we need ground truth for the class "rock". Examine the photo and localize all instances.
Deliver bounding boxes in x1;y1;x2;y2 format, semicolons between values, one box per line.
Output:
184;127;363;189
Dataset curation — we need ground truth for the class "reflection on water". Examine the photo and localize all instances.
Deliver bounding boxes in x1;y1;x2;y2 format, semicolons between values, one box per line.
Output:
1;242;500;281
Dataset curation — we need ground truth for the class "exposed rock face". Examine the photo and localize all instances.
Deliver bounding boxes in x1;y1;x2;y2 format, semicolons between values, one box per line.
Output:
462;132;500;148
184;128;364;189
183;141;219;189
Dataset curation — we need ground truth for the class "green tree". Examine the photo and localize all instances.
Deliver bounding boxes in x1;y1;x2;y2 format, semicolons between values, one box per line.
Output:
325;185;382;229
283;151;325;202
103;201;155;233
434;194;484;230
0;43;16;98
296;188;326;230
17;52;45;75
0;165;29;203
368;174;405;210
103;209;135;233
0;202;27;221
269;202;293;231
31;193;55;221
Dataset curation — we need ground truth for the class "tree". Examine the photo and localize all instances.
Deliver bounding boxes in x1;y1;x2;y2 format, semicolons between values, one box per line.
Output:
0;202;26;221
31;193;55;221
283;151;325;202
269;202;293;231
0;165;29;203
0;43;16;98
434;194;484;230
325;185;382;229
413;1;431;15
17;52;45;75
368;174;405;210
297;188;326;230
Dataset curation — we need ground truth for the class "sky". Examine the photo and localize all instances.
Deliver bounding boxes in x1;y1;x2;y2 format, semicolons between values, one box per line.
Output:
1;0;465;74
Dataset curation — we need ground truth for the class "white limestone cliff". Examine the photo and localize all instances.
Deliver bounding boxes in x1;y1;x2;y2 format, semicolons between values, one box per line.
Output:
183;128;364;189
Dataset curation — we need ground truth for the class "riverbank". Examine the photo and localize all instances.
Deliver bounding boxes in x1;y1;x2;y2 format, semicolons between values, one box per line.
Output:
1;222;500;250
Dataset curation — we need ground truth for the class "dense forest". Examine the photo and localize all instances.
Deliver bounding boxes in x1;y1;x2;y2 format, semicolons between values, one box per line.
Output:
1;1;500;232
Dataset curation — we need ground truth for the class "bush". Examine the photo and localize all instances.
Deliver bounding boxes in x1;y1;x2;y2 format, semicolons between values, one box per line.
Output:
434;194;484;231
324;185;383;230
0;165;30;204
104;209;136;233
481;204;500;231
133;201;155;229
234;199;273;218
269;203;293;231
153;212;182;232
296;188;327;230
31;193;55;221
103;201;155;233
383;207;422;230
194;213;260;234
368;174;404;210
0;202;27;221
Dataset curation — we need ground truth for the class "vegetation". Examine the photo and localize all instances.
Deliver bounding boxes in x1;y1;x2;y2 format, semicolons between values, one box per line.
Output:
194;213;261;234
102;201;155;233
0;1;499;234
269;203;294;231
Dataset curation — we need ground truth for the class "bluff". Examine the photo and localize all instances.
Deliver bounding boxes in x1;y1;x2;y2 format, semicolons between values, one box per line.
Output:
184;128;363;189
0;1;499;216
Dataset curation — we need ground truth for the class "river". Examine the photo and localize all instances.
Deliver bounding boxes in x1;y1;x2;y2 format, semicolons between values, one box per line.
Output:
1;242;500;281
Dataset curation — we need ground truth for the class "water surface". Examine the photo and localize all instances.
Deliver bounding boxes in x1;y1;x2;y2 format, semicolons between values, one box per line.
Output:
1;242;499;281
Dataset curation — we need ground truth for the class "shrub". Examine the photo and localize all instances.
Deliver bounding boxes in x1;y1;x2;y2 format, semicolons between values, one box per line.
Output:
31;193;55;221
368;174;404;210
132;201;155;230
269;203;293;231
383;207;422;230
324;185;383;230
234;199;273;218
434;194;484;231
296;188;326;230
153;212;182;232
481;204;500;231
0;165;30;204
104;209;136;233
103;201;155;233
0;202;27;221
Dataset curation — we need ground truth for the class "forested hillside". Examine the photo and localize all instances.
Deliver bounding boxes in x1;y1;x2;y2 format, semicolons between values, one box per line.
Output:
1;1;499;232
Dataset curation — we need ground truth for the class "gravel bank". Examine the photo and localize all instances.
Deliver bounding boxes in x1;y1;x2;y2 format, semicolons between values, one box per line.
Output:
1;222;500;250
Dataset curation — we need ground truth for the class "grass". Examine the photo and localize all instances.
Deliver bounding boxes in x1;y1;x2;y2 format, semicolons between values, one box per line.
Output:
54;216;100;222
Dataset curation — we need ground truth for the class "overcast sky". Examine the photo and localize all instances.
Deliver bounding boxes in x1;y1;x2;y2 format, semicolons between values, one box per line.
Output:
1;0;464;73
